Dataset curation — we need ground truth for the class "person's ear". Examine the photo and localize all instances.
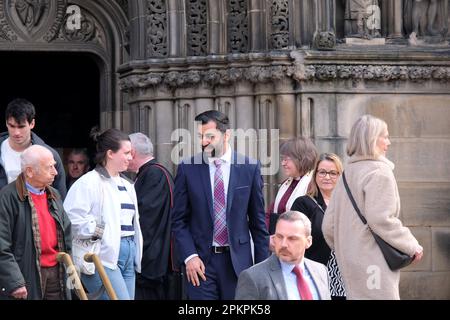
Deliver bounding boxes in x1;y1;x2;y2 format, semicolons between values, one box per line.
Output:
305;235;313;249
29;119;35;130
25;166;34;179
106;149;114;160
223;129;231;143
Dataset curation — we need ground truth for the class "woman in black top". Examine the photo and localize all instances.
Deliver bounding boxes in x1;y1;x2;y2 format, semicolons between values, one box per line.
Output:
291;153;346;299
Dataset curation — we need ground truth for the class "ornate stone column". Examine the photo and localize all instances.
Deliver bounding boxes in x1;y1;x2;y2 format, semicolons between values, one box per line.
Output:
248;0;267;51
153;86;176;172
385;0;404;42
128;0;147;60
208;0;227;54
167;0;185;56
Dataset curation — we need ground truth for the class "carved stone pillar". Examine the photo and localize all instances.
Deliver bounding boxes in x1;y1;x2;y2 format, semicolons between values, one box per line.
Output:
291;0;315;47
215;85;236;127
208;0;227;54
385;0;404;42
174;88;196;161
128;0;146;59
167;0;185;56
153;90;176;172
234;81;255;129
248;0;267;51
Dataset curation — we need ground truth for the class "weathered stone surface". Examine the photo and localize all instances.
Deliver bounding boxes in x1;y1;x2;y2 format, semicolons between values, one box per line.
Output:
432;228;450;271
400;271;450;299
398;183;450;227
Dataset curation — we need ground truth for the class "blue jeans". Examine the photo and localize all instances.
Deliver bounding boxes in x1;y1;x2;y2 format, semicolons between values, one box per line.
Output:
81;237;136;300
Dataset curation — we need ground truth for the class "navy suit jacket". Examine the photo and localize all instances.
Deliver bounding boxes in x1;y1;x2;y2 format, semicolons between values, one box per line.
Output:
171;152;269;276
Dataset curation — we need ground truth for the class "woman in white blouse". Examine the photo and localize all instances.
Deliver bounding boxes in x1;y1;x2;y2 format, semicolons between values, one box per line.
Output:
267;137;318;234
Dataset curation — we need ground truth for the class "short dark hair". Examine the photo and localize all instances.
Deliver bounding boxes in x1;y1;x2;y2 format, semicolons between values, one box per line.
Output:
194;110;230;133
68;148;89;165
91;128;130;166
5;98;36;124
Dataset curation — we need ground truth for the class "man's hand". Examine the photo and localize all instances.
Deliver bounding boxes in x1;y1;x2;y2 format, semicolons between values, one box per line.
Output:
11;286;27;299
186;256;206;286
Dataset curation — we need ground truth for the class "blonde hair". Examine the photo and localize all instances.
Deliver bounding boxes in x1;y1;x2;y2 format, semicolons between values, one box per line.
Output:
346;114;387;157
307;153;343;198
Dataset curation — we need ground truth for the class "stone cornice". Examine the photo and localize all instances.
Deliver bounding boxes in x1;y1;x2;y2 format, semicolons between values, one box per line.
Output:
118;49;450;91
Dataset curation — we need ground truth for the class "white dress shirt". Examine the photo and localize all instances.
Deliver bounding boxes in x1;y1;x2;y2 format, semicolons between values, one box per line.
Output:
184;146;232;264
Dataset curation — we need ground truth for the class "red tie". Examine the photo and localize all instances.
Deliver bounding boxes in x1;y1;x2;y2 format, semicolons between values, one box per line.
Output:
292;265;313;300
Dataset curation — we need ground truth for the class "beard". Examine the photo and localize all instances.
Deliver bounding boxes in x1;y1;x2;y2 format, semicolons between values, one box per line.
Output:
202;144;224;158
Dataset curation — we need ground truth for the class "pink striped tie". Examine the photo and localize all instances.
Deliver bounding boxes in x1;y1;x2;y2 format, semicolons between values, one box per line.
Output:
213;159;228;245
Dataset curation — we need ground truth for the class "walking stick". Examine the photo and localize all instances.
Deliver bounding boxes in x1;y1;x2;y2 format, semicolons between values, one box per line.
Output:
84;253;118;300
56;252;88;300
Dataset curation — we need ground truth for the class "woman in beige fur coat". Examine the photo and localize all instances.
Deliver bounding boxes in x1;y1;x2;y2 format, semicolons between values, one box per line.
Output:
322;114;423;299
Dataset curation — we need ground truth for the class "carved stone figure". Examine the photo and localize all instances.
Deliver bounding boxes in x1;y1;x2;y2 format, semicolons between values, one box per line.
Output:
404;0;448;38
15;0;46;31
343;0;381;38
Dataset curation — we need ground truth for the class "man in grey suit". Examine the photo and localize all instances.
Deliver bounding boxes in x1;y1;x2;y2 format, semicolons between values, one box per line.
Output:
235;211;331;300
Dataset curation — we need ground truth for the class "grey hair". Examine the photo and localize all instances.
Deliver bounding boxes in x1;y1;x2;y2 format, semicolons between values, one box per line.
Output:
129;132;154;156
346;114;388;157
277;211;312;236
21;145;52;172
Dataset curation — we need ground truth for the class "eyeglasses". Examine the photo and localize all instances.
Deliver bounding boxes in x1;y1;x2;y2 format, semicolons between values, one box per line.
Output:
316;170;339;179
280;156;293;162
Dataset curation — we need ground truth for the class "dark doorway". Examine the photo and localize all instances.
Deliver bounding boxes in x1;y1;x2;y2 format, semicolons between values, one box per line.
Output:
0;51;100;158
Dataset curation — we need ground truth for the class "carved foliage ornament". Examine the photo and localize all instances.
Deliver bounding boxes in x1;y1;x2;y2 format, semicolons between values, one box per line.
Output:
119;64;450;91
0;0;103;45
15;0;46;31
146;0;167;57
186;0;207;56
228;0;248;53
271;0;289;49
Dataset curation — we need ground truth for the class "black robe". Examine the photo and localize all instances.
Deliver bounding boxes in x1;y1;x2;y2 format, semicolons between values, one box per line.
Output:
134;159;174;282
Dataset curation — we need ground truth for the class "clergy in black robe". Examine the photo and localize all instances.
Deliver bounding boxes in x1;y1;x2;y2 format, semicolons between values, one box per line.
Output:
129;133;177;300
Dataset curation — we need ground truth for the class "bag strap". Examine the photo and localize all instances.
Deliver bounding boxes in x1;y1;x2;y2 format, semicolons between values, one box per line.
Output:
145;162;179;272
342;171;367;225
151;163;174;208
306;195;325;214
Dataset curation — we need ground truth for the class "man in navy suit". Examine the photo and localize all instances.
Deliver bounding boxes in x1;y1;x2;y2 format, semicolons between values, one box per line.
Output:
172;110;269;300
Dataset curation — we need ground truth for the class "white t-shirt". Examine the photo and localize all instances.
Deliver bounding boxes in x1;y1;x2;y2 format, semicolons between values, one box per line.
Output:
1;138;23;183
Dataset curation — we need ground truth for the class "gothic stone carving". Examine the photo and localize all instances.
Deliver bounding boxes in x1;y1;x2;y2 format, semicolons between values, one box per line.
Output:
228;0;248;53
270;0;289;49
120;63;450;91
114;0;128;18
292;64;450;83
43;0;66;42
15;0;46;31
313;31;336;50
343;0;381;38
186;0;207;56
60;10;96;42
404;0;448;44
146;0;167;57
0;1;18;40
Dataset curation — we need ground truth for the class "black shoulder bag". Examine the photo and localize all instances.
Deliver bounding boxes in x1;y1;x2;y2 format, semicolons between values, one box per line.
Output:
342;172;413;271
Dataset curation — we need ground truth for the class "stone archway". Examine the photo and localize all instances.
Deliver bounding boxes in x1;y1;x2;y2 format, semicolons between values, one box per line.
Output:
0;0;130;131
